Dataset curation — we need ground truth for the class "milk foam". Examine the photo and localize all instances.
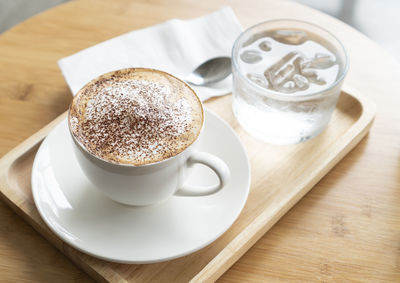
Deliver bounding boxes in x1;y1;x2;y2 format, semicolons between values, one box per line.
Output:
69;68;203;165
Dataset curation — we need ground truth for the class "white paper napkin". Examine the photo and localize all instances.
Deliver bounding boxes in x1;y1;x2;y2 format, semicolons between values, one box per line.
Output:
58;6;242;101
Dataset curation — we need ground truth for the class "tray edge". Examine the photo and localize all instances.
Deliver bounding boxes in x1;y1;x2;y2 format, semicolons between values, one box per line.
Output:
0;89;377;283
192;88;376;282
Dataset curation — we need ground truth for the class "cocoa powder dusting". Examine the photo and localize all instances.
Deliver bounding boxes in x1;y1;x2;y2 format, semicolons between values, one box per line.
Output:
70;69;203;165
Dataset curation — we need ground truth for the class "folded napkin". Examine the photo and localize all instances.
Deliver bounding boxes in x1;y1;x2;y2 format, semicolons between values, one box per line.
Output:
58;7;242;101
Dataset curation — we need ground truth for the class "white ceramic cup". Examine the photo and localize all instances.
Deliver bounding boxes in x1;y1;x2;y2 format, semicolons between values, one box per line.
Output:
68;70;230;206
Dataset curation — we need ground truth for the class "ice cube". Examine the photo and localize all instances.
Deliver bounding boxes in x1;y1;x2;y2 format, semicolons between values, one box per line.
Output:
293;74;309;90
291;101;318;113
303;53;336;69
279;81;297;93
293;56;304;71
275;64;294;86
271;30;308;45
240;50;263;64
300;59;312;69
264;52;298;88
247;73;268;88
283;81;295;88
302;69;326;85
258;40;272;52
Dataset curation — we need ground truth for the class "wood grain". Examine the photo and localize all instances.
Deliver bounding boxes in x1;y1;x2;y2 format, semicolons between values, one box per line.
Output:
0;90;374;282
0;0;398;282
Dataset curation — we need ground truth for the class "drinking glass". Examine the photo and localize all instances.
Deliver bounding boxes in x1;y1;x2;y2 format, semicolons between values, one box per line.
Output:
232;20;349;144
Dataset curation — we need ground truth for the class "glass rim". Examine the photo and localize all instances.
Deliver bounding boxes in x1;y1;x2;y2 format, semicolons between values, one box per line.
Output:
232;19;349;100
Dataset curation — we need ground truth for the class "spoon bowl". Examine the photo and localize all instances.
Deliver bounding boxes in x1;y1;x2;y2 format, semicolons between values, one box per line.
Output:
185;57;232;86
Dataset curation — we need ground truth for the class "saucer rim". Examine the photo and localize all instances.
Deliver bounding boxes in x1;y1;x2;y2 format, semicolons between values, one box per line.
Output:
31;108;251;264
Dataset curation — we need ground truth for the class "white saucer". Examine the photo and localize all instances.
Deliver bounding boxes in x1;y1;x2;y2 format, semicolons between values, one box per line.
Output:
32;109;250;264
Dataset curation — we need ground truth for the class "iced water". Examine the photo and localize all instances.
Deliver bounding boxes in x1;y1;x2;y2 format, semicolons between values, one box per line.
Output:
247;73;268;88
259;40;272;51
232;82;338;144
238;30;340;95
233;29;344;144
240;50;263;64
272;30;308;45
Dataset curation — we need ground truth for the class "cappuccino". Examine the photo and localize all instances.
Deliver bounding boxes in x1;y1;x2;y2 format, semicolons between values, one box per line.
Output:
69;68;203;165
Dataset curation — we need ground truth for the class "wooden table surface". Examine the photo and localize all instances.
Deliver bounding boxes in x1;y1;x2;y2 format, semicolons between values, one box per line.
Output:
0;0;399;282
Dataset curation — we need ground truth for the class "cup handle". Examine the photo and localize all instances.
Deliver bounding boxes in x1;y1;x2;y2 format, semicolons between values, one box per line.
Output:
175;152;230;196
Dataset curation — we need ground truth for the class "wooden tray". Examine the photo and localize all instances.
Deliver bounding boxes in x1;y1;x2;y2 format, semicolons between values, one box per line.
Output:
0;88;375;282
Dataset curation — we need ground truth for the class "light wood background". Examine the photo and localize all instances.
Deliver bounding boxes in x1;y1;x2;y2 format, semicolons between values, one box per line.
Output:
0;0;399;282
